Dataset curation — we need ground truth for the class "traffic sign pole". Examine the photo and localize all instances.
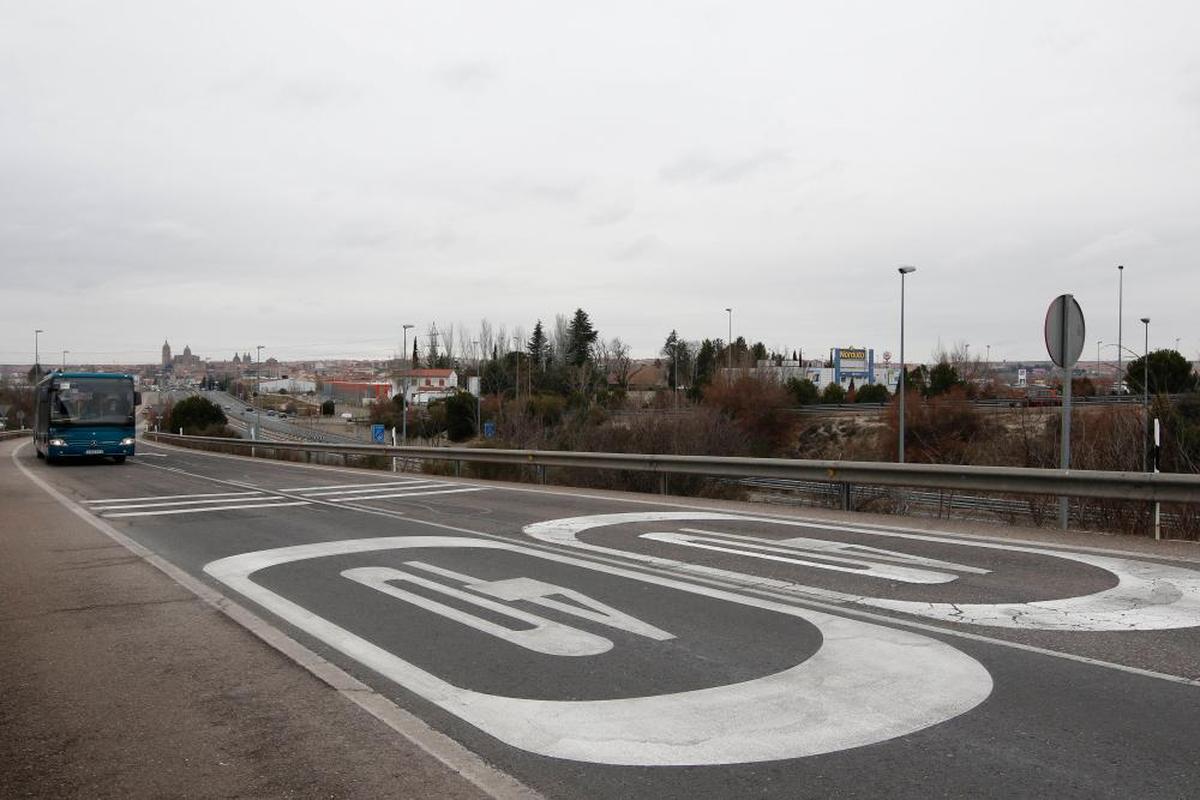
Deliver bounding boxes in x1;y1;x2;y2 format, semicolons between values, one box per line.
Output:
1044;293;1086;531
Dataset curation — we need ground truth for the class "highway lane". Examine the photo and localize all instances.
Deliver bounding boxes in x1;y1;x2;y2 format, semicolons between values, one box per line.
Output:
15;440;1200;799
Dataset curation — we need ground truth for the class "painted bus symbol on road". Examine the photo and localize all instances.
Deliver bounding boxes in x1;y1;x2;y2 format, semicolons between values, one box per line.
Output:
204;536;992;766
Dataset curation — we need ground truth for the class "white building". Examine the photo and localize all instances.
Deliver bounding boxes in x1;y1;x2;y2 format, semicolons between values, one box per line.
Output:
726;348;904;395
258;378;317;394
392;369;459;406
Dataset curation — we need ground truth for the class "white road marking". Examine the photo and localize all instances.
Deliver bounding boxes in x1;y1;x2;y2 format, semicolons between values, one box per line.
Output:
681;528;991;574
102;501;311;518
526;512;1200;632
343;565;619;656
92;495;284;511
281;480;445;492
641;531;968;584
205;536;992;766
10;442;541;800
83;490;262;504
298;481;443;496
328;488;484;502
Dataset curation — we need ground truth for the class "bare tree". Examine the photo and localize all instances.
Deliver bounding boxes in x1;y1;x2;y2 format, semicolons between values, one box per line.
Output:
599;337;632;388
477;318;494;362
550;313;571;366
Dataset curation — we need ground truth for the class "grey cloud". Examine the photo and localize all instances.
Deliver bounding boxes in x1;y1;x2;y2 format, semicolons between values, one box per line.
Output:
659;150;789;185
588;205;633;226
435;60;498;91
612;234;661;261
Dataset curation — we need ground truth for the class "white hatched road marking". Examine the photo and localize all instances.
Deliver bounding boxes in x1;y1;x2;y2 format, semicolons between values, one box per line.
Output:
103;501;312;518
93;495;284;511
84;490;262;504
300;482;444;497
327;488;484;502
281;480;442;492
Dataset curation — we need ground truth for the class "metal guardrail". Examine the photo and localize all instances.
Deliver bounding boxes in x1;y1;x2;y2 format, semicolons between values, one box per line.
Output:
145;431;1200;505
0;429;32;441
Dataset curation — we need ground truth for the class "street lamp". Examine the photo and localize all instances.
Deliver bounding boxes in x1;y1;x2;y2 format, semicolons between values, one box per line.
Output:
725;308;733;377
897;266;916;463
472;340;481;435
1096;340;1102;377
1117;265;1124;393
513;335;522;403
61;350;68;370
401;323;414;446
34;329;44;379
1141;317;1150;472
255;345;264;441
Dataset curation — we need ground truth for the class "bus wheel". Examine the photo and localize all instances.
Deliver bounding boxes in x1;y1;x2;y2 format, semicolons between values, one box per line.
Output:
113;456;127;464
35;449;45;459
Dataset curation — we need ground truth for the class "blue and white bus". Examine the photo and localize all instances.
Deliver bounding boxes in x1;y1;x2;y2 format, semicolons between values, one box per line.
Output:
34;372;140;464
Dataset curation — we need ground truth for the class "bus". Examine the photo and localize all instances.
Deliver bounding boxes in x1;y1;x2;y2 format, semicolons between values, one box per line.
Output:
34;372;140;464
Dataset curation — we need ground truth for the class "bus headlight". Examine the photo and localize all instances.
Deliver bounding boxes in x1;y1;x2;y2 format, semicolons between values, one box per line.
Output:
49;438;67;447
120;438;136;446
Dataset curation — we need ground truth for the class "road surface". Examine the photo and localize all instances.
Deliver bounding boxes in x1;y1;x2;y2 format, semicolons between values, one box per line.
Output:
6;438;1200;798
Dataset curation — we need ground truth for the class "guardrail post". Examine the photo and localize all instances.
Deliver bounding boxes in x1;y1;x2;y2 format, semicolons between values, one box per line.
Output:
660;473;669;495
538;465;546;485
455;460;461;478
839;482;853;512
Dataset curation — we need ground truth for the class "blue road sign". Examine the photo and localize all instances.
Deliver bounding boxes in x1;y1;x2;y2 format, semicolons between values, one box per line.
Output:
371;424;386;444
483;421;496;439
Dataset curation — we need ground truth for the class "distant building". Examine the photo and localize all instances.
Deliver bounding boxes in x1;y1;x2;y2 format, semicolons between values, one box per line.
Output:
326;380;394;406
725;348;902;395
258;378;317;394
392;369;458;405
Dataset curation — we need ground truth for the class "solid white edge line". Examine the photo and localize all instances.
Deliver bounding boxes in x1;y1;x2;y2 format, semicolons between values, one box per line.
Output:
283;480;441;493
9;440;542;800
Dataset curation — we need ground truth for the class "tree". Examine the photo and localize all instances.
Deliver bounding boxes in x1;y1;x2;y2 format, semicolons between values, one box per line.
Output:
750;342;768;363
926;360;962;397
527;320;549;370
690;339;718;399
785;377;819;405
165;396;227;435
821;382;847;403
565;308;598;367
1125;349;1198;395
411;339;420;369
320;400;336;416
661;330;692;390
443;391;478;442
855;383;890;403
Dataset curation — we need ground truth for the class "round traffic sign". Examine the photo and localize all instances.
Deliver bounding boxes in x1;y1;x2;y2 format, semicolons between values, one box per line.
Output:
1044;294;1085;368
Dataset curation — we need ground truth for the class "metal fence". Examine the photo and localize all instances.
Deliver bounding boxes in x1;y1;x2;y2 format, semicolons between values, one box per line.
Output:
145;431;1200;506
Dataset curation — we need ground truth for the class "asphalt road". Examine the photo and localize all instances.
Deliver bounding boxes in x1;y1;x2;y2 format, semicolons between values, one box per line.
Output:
11;439;1200;799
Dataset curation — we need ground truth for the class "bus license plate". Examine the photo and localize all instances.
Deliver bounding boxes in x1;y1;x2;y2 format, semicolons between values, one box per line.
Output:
85;449;104;455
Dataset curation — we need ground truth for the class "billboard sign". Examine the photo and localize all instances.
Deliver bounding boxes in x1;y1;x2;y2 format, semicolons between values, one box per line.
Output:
833;348;874;383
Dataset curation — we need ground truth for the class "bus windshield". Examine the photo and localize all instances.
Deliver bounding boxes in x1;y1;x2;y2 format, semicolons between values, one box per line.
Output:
50;378;135;426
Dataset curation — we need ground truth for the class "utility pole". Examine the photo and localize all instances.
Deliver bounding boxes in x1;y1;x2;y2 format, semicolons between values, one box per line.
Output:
61;350;68;370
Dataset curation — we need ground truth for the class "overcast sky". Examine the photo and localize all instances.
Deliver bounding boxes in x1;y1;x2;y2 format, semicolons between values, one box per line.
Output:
3;1;1198;366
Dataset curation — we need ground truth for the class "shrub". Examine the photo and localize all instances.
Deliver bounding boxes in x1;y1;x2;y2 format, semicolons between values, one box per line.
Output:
702;374;794;456
166;396;227;435
821;383;847;404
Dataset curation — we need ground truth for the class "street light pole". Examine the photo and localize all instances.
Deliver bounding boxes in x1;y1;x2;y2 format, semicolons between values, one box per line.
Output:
1096;340;1102;378
34;329;43;379
401;323;414;446
725;308;733;378
255;345;264;441
1117;265;1124;392
897;267;916;463
61;350;68;370
1141;317;1150;472
472;339;481;435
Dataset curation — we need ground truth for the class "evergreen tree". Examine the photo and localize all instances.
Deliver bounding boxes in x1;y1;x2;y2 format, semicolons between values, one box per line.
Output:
527;320;549;370
750;341;768;363
689;339;718;399
411;339;420;369
565;308;598;367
